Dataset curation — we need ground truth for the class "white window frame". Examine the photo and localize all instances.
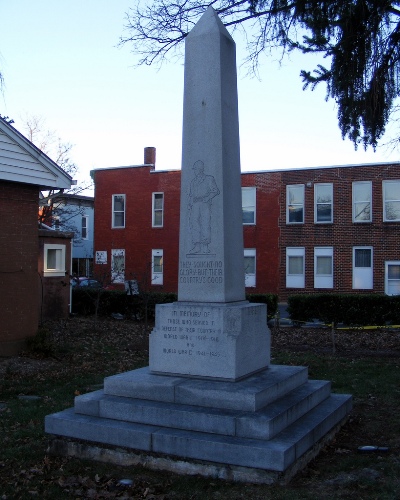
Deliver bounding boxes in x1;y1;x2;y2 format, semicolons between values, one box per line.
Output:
152;192;164;227
244;249;256;287
242;187;256;225
352;181;372;222
352;247;373;290
314;247;333;289
286;247;305;288
152;249;163;285
111;249;125;283
81;215;89;239
286;185;304;224
383;180;400;221
112;194;126;228
385;261;400;296
314;183;333;223
44;244;66;277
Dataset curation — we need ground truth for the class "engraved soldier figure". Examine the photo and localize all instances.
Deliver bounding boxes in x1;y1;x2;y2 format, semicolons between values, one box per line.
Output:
188;160;220;254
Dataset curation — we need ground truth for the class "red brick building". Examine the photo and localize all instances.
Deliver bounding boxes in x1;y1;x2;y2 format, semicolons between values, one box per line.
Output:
0;118;72;356
92;148;400;300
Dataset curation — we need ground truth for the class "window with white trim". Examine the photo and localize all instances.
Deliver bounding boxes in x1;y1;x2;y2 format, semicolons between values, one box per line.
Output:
244;249;256;287
44;244;66;277
383;180;400;221
112;194;125;228
314;247;333;288
152;249;163;285
287;185;304;223
152;193;164;227
286;247;305;288
385;261;400;296
81;215;88;239
314;183;333;223
111;249;125;283
353;181;372;222
242;187;256;225
353;247;373;289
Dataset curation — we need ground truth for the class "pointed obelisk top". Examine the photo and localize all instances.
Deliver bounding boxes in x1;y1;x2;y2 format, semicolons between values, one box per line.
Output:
187;7;234;41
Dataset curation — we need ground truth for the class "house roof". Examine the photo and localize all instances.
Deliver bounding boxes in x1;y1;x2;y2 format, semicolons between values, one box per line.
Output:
0;117;72;189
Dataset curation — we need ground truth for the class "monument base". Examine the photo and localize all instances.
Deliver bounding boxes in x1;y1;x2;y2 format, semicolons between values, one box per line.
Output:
45;365;352;482
149;301;270;380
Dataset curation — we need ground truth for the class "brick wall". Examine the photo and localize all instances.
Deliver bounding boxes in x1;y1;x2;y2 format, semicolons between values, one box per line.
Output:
0;181;39;355
93;166;181;292
38;230;73;321
92;161;400;301
279;163;400;300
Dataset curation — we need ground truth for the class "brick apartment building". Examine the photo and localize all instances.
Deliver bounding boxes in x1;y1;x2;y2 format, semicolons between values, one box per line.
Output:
92;148;400;300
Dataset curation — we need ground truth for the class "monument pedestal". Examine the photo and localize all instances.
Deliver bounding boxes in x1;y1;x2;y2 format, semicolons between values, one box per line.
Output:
150;301;270;380
45;364;352;483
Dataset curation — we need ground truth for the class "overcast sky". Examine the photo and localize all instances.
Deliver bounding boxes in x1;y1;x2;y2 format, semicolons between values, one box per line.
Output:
1;0;399;190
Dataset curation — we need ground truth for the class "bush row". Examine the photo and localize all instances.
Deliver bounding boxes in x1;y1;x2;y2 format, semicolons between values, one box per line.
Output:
71;289;177;318
72;289;278;321
287;294;400;326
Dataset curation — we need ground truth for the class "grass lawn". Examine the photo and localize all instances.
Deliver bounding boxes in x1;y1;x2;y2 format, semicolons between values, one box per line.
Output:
0;317;399;499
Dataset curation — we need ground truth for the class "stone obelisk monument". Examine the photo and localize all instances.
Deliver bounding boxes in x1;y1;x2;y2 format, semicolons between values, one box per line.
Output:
178;7;244;303
149;7;270;380
45;8;352;483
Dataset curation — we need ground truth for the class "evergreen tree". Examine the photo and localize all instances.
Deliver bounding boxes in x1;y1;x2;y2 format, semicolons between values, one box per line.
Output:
120;0;400;149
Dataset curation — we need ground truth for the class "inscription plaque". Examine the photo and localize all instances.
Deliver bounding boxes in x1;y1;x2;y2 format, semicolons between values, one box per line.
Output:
150;302;270;380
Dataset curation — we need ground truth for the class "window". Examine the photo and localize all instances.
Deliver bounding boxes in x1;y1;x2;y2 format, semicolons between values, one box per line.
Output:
242;187;256;224
244;249;256;287
152;249;163;285
315;183;333;223
287;185;304;223
286;247;305;288
314;247;333;288
353;247;373;289
152;193;164;227
383;180;400;221
112;194;125;228
111;249;125;283
44;244;66;277
81;215;88;239
385;261;400;296
53;216;60;230
353;181;372;222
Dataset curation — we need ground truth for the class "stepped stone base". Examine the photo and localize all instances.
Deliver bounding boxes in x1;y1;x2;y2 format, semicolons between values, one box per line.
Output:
45;365;352;482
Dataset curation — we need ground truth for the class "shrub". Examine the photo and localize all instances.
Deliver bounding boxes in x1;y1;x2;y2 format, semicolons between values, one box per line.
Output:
26;327;55;357
246;293;278;321
287;294;400;326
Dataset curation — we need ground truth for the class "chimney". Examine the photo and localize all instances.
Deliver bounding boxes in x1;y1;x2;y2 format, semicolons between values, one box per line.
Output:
144;147;156;167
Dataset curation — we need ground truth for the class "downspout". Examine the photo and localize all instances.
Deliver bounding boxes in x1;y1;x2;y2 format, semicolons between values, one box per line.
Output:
69;239;73;314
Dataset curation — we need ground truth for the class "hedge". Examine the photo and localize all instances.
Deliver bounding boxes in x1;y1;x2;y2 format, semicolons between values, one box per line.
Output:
287;294;400;326
71;289;177;318
72;289;278;321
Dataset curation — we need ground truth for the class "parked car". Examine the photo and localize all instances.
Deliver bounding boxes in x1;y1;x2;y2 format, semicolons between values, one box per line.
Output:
71;277;102;288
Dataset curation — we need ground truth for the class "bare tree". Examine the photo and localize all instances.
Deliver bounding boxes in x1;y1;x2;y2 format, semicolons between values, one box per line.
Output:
120;0;400;150
18;114;92;229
